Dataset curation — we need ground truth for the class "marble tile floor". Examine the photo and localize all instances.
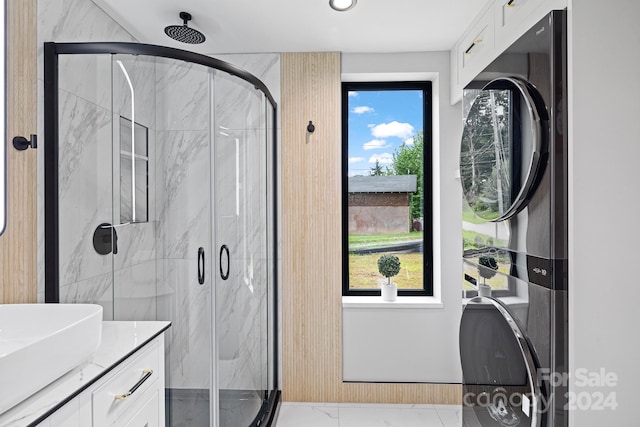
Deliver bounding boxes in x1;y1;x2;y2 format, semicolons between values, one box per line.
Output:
274;402;462;427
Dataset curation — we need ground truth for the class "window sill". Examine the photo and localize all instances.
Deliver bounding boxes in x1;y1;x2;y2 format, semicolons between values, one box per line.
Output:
342;296;443;309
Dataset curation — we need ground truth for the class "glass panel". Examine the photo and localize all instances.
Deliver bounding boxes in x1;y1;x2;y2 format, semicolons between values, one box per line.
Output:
57;53;115;319
151;55;214;425
461;78;544;223
214;70;269;426
346;88;424;290
111;55;158;325
460;301;534;425
460;88;514;220
112;54;214;425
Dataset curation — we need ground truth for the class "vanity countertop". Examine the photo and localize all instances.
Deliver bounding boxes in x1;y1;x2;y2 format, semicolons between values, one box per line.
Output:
0;321;171;427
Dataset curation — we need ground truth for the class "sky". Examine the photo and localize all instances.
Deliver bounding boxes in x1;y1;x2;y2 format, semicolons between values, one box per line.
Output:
347;89;423;177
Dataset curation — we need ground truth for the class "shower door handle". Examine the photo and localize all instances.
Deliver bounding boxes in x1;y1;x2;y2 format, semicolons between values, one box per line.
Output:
198;247;205;285
220;245;230;280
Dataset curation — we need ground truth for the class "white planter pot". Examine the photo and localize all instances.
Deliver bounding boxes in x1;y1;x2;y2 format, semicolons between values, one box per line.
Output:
381;283;398;301
478;283;491;297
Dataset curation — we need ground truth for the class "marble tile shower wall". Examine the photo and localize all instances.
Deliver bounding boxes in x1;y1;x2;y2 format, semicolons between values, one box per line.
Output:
55;53;159;321
36;0;136;310
111;55;159;322
55;70;115;317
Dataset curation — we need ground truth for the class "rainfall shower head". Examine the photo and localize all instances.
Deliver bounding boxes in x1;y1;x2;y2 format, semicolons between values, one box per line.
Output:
164;12;206;44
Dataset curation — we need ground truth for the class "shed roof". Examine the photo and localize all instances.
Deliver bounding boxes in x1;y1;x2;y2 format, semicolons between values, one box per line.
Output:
348;175;417;193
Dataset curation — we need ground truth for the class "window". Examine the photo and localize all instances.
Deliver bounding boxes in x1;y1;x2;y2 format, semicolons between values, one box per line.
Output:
342;81;432;296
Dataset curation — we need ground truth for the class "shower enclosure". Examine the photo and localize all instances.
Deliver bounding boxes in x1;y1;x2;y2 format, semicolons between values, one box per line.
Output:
43;43;279;427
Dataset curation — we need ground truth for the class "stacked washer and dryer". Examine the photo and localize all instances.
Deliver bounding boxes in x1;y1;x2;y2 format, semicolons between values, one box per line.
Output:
459;10;568;427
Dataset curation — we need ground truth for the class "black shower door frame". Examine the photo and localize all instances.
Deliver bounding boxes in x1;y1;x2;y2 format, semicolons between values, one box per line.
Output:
43;41;280;427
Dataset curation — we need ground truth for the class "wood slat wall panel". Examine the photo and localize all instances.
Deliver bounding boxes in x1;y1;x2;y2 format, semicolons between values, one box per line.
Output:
0;0;37;303
341;383;461;405
281;52;343;401
281;52;461;405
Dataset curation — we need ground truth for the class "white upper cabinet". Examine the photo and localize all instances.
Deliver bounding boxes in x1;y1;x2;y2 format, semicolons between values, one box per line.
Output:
456;6;495;93
450;0;567;104
496;0;543;37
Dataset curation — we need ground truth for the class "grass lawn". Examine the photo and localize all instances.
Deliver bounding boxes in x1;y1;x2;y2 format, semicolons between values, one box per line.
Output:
349;232;422;248
349;252;424;289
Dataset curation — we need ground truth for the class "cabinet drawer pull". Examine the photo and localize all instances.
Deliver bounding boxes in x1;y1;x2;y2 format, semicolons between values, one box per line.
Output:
507;0;516;7
465;39;483;54
114;369;153;400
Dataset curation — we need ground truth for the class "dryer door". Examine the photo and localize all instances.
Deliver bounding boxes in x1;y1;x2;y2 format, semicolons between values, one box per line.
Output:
460;77;548;222
460;297;544;427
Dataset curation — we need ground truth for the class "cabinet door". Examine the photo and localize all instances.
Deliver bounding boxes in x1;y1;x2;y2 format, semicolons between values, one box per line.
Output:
457;7;495;88
496;0;540;33
494;0;567;51
121;389;160;427
92;341;160;426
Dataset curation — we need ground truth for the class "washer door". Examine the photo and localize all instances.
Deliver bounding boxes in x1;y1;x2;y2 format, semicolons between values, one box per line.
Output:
460;297;544;427
460;77;548;222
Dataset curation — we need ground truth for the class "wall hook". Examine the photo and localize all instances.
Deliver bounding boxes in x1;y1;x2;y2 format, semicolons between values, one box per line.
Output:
13;134;38;151
306;121;315;133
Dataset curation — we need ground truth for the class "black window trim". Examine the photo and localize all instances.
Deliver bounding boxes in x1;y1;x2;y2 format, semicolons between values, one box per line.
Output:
341;80;433;297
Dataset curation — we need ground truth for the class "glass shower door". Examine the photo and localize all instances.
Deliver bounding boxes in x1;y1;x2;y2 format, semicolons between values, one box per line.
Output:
47;43;278;427
213;71;270;426
111;54;215;426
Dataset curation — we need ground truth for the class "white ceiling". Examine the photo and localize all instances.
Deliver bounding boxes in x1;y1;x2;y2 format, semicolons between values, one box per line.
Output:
91;0;487;55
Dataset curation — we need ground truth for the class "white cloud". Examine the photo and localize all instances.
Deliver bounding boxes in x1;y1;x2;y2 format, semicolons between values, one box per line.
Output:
348;156;365;164
404;137;414;145
352;106;374;114
363;139;390;150
348;91;358;97
370;121;415;140
369;153;394;165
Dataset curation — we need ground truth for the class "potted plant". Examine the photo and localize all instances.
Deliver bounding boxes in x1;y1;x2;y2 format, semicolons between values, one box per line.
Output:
378;254;401;301
477;255;498;297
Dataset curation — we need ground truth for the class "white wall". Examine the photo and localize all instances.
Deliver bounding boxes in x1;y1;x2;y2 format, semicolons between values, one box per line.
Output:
341;52;463;383
568;1;640;425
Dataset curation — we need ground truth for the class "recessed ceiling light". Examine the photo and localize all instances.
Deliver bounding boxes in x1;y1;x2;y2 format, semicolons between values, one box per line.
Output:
329;0;357;12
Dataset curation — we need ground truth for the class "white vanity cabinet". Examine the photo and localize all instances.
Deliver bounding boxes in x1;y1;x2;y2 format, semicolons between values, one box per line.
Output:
0;321;169;427
91;338;163;427
35;335;165;427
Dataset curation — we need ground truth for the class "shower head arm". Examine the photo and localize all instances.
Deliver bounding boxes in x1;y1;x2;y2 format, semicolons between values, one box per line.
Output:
179;11;192;26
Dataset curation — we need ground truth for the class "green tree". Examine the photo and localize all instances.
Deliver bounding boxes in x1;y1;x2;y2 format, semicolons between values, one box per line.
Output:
392;132;423;221
369;160;384;176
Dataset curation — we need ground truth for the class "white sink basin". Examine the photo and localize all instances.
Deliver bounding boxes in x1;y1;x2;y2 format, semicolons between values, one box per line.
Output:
0;303;103;414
